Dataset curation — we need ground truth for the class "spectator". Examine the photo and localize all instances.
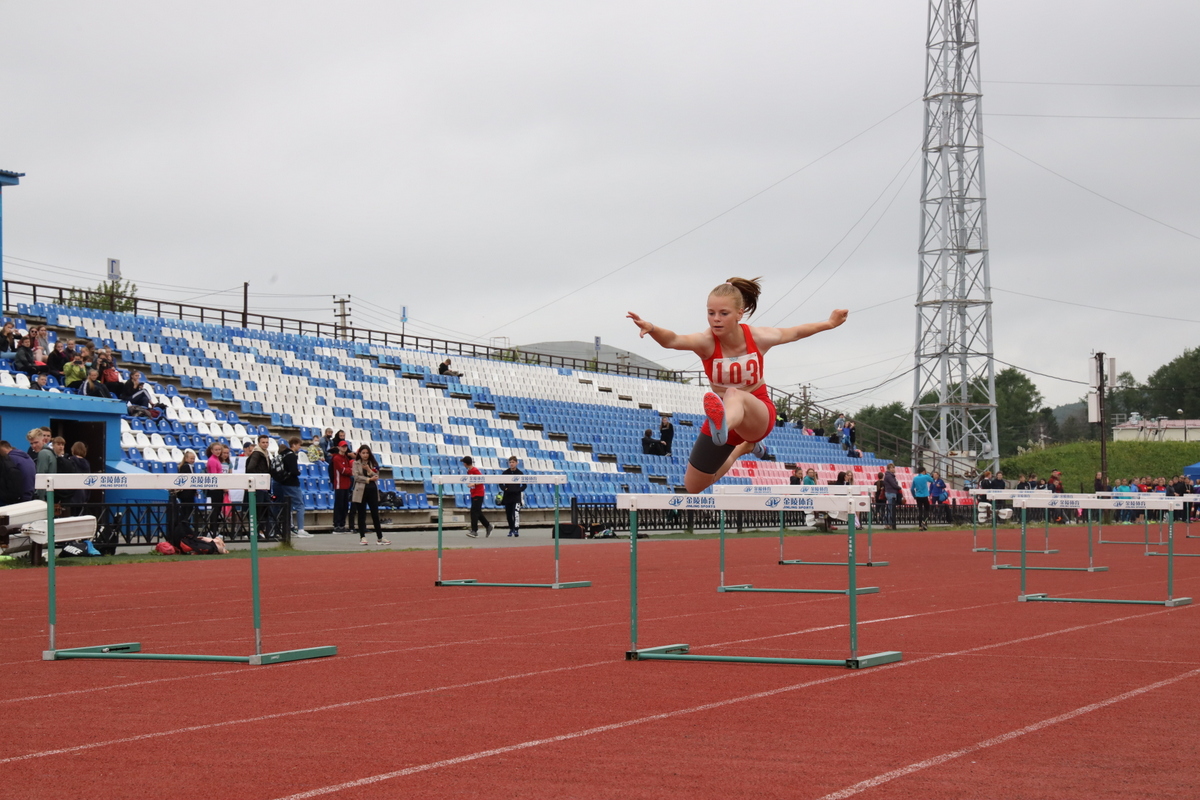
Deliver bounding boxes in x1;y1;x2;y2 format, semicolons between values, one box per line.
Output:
911;466;932;531
273;437;312;538
83;369;113;398
882;464;902;530
641;429;665;456
63;353;87;390
804;468;818;485
500;455;526;537
96;349;122;393
0;440;26;505
331;440;354;532
1094;471;1108;493
1015;474;1031;490
122;371;156;411
305;434;325;465
0;440;35;502
172;449;202;528
12;335;39;375
0;321;16;360
789;466;802;486
244;435;273;537
834;471;847;485
930;471;949;523
319;427;335;456
68;442;92;515
30;325;49;357
29;428;56;501
45;340;70;379
48;437;79;507
29;374;52;392
461;455;492;538
205;442;229;535
1114;478;1135;523
438;358;462;378
351;445;389;545
659;416;674;456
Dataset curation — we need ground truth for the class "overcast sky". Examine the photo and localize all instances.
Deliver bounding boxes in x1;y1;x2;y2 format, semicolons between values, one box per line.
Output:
3;1;1199;411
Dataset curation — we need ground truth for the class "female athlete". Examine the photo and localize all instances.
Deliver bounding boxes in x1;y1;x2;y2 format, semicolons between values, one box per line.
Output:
628;277;847;493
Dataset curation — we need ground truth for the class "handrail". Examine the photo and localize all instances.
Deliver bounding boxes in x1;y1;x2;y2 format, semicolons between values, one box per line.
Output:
4;279;706;384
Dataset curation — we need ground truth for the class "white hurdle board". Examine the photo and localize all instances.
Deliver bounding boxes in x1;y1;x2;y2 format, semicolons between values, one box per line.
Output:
431;474;567;485
36;473;271;491
615;493;868;513
713;485;872;495
968;489;1057;556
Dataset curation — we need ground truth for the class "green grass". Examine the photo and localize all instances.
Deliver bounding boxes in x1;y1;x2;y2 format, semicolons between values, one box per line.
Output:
1000;441;1200;492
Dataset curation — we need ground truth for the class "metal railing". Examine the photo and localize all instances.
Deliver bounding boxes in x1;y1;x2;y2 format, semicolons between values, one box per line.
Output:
81;499;294;549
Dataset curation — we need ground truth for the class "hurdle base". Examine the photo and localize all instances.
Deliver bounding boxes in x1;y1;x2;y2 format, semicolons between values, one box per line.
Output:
1020;593;1192;607
627;643;691;660
1147;552;1200;558
778;560;888;567
626;643;901;669
848;651;903;669
437;579;591;589
719;583;879;595
976;548;1059;555
43;642;141;660
45;642;337;664
996;565;1108;572
249;646;338;665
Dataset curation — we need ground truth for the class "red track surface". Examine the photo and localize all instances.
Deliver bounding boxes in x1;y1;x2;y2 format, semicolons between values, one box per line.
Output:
4;525;1200;799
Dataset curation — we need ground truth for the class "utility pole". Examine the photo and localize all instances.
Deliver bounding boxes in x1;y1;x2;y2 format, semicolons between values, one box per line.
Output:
242;282;249;328
333;296;352;340
912;0;1000;477
1090;352;1115;488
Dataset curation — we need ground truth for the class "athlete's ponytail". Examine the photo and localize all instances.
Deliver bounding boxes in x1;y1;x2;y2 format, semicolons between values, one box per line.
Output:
710;277;762;318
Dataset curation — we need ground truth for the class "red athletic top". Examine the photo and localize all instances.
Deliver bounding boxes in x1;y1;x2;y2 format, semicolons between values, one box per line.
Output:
467;466;485;498
702;324;764;390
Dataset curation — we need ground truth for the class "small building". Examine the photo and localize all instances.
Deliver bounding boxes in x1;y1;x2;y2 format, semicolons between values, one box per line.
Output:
1112;417;1200;443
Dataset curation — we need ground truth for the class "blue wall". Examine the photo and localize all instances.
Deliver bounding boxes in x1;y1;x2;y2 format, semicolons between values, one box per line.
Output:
0;387;125;466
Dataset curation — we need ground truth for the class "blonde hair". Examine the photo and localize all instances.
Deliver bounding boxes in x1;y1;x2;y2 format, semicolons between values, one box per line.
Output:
709;277;762;318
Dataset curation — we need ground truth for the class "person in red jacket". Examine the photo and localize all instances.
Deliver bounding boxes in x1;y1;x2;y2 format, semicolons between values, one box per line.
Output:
331;441;355;532
462;455;493;538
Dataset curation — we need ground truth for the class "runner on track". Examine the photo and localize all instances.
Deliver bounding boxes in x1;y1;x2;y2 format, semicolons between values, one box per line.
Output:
628;277;847;493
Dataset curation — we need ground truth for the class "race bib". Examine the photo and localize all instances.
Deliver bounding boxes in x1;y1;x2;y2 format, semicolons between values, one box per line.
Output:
710;353;761;389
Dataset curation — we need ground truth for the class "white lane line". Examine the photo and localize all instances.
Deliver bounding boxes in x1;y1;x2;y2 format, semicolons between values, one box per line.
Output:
816;666;1200;799
265;607;1196;800
0;660;611;765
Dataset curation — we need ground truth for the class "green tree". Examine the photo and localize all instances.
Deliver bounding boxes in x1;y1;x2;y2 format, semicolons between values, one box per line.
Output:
1108;371;1147;421
994;367;1044;457
66;279;139;313
1143;348;1200;419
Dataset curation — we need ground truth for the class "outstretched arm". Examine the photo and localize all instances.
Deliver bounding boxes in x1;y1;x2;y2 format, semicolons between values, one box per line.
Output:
752;309;848;350
626;312;711;353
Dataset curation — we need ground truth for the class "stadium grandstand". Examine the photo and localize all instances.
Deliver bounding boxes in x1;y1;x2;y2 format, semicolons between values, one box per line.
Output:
2;298;969;532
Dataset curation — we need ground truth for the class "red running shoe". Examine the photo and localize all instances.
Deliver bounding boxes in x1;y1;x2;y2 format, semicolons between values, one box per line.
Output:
703;391;729;446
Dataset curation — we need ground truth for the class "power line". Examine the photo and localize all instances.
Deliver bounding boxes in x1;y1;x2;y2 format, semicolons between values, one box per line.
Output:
985;80;1200;88
987;113;1200;120
992;357;1087;386
985;135;1200;243
479;97;920;337
758;144;920;322
770;155;921;325
993;286;1200;325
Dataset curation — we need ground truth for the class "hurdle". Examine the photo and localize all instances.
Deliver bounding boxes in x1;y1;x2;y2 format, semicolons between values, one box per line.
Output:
622;492;901;668
1094;492;1167;549
713;484;887;567
969;489;1057;564
1012;494;1190;607
38;473;337;665
993;504;1108;573
432;473;590;589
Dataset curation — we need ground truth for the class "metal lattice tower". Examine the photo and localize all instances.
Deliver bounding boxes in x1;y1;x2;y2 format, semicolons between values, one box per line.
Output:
912;0;999;474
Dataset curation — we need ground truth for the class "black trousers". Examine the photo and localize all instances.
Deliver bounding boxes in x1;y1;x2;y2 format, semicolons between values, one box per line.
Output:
916;496;930;527
504;502;520;533
470;496;492;533
352;484;382;537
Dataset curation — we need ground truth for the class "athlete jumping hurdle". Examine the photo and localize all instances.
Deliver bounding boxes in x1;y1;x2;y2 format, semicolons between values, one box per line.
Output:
628;277;847;493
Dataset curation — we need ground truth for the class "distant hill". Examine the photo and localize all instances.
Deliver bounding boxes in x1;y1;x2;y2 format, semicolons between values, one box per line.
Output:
1051;401;1086;425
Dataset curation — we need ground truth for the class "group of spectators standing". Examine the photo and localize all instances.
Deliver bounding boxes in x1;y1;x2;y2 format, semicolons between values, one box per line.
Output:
641;416;674;456
0;427;92;510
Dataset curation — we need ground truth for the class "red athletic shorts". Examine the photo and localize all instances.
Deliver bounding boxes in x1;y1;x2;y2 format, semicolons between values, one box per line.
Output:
699;384;776;446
